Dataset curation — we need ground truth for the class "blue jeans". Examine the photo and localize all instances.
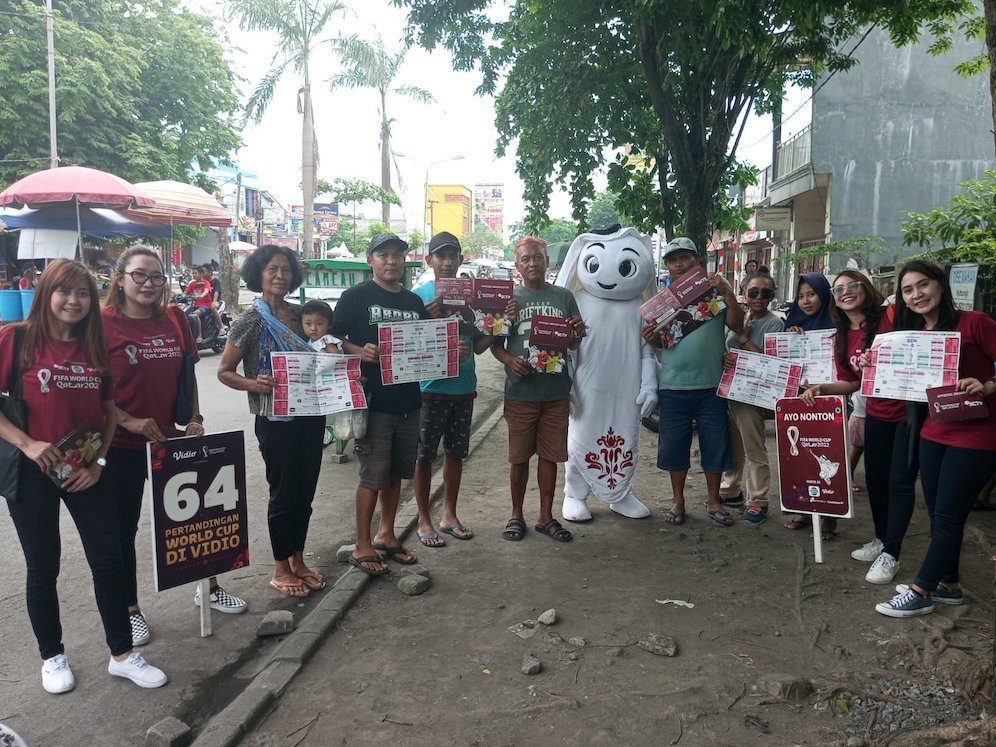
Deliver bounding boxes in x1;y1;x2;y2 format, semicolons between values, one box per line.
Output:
913;438;996;591
656;389;733;474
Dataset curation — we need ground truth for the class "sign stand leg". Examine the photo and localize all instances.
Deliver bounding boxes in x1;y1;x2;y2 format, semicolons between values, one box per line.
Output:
199;579;212;637
813;515;824;564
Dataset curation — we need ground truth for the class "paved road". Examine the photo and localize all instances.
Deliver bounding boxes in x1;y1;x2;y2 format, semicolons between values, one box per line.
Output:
0;345;508;746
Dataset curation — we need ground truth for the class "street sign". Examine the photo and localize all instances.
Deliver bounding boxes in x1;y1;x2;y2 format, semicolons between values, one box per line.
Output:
755;206;792;231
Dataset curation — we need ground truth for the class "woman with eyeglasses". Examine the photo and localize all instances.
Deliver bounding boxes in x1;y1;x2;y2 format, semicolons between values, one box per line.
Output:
102;247;247;647
875;261;996;618
800;271;913;583
719;274;784;524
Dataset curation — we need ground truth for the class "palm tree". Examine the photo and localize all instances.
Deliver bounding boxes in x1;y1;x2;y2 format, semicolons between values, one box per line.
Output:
228;0;346;258
329;37;434;224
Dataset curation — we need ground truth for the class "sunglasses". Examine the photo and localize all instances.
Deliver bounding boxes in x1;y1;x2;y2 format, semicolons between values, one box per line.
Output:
124;270;167;287
831;280;862;297
746;287;774;299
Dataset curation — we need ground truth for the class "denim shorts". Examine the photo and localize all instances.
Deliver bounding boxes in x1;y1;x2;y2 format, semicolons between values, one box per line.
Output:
656;388;733;473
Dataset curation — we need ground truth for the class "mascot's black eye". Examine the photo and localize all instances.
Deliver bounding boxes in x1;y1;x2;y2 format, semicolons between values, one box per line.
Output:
618;259;636;277
584;256;600;273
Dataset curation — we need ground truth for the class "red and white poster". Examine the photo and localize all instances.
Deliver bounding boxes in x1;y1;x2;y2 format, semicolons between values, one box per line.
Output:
269;352;366;417
775;396;853;518
717;350;803;410
860;330;961;403
378;318;459;385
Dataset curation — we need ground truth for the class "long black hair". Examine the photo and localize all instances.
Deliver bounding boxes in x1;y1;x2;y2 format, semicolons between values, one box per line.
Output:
894;260;959;331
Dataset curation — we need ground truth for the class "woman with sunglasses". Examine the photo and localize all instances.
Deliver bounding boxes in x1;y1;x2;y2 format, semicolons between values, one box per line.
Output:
875;261;996;617
103;247;247;647
800;271;913;583
719;274;784;524
0;259;167;693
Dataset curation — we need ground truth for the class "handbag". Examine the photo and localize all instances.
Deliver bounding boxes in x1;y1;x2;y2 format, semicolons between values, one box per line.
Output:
0;327;27;502
165;305;196;425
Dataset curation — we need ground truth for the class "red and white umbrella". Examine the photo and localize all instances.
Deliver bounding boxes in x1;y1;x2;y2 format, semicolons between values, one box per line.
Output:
126;180;231;228
0;166;155;209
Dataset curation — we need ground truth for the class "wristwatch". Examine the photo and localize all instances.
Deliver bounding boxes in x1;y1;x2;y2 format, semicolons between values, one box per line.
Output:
95;457;107;468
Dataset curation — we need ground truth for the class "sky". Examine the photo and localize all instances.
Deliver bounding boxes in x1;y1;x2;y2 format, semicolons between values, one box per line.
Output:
206;1;813;238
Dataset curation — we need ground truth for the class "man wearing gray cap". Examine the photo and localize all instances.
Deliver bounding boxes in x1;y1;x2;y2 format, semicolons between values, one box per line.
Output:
334;233;425;575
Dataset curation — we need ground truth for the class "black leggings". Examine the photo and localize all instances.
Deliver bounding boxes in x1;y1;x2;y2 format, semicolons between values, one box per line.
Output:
7;458;132;660
254;416;325;561
863;416;920;559
105;446;148;607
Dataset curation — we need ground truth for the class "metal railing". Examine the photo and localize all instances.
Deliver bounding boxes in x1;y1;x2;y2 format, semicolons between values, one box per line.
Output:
775;125;812;179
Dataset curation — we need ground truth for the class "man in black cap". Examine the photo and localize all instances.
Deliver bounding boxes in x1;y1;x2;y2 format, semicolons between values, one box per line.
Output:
333;233;425;575
411;232;515;547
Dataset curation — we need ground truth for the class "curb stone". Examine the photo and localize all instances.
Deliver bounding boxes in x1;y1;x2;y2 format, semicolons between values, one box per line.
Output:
189;403;506;745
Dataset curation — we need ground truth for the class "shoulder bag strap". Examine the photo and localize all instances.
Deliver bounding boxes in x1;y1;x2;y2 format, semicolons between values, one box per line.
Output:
6;326;25;398
164;305;188;354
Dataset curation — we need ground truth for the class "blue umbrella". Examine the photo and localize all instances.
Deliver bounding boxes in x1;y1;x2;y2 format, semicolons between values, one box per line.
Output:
0;204;170;238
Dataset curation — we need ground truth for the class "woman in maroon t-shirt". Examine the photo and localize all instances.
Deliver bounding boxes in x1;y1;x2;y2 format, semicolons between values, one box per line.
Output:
0;259;167;693
800;271;916;583
875;261;996;619
103;247;247;648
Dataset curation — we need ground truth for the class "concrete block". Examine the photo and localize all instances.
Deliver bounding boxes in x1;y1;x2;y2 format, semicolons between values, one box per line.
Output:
396;574;431;596
255;610;294;637
146;717;192;747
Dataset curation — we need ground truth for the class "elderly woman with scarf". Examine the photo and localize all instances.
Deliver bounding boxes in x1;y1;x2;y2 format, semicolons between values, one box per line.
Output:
781;271;838;539
218;245;327;598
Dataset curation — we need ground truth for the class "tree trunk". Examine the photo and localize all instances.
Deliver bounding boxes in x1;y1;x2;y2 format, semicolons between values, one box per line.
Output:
381;89;392;225
302;84;316;259
986;0;996;157
216;229;239;314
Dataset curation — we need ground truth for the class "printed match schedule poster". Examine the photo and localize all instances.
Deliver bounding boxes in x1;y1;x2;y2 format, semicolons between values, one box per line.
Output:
378;318;460;385
148;431;250;592
775;396;853;519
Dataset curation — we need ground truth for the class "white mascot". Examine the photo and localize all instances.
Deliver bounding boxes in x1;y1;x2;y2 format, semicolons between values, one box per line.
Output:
556;226;659;521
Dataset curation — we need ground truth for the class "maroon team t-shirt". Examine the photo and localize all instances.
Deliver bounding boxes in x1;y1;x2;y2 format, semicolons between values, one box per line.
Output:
0;327;110;445
835;315;906;423
102;306;199;449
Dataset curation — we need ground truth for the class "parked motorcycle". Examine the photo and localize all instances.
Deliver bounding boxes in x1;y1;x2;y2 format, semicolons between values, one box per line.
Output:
171;294;230;354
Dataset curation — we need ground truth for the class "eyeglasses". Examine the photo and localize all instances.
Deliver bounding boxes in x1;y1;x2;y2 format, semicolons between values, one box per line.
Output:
746;287;774;299
831;280;862;297
124;270;167;287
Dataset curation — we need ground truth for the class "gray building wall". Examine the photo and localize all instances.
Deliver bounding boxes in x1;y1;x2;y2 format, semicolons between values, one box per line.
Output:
811;22;995;262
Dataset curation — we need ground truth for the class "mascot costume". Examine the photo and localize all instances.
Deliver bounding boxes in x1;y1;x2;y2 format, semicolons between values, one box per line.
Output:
555;225;659;521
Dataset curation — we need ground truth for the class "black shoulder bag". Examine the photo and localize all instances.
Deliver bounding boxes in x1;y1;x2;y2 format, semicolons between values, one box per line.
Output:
0;327;27;502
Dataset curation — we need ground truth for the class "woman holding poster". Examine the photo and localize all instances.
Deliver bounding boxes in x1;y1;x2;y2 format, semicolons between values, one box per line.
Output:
799;271;914;584
0;259;168;693
218;245;327;598
103;247;247;649
875;261;996;618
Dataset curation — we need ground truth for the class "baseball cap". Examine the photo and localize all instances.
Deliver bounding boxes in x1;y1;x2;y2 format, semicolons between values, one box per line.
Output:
367;232;410;256
427;231;462;254
663;236;697;258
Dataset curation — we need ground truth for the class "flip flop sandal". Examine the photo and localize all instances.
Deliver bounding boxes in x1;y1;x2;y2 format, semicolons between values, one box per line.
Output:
440;523;473;540
269;578;311;597
372;543;418;565
418;531;447;547
534;518;573;542
296;571;326;590
663;508;686;526
706;509;735;527
348;554;390;576
502;516;527;541
783;516;810;530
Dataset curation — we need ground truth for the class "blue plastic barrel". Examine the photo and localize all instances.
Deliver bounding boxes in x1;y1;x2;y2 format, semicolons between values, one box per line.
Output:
19;290;34;318
0;290;23;322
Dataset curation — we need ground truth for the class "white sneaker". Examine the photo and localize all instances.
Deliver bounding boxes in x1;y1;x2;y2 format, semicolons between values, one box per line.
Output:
108;652;168;689
865;552;898;584
41;653;75;694
194;585;248;614
851;538;884;561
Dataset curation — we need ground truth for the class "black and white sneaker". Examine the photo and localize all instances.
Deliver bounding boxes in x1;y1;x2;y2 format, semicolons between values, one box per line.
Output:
129;612;150;646
194;586;248;614
895;583;964;606
875;587;934;618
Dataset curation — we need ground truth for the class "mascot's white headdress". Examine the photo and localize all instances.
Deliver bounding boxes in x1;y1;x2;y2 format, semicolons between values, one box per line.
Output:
555;225;656;304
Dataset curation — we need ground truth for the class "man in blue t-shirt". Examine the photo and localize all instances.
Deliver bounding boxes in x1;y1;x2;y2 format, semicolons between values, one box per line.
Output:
412;232;514;547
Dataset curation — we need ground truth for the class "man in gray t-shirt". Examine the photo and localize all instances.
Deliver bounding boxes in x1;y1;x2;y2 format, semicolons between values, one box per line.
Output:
491;237;585;543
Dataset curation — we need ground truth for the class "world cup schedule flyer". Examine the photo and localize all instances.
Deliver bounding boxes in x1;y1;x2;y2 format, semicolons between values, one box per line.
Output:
716;350;803;410
269;352;367;416
764;329;836;384
378;318;460;385
860;330;961;402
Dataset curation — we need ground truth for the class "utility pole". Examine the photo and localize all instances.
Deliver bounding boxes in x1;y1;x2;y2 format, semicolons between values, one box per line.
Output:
45;0;58;169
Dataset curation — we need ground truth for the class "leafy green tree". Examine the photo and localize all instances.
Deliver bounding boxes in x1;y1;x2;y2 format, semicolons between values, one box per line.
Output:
398;0;971;256
408;228;425;254
0;0;240;186
509;218;578;244
587;191;628;230
328;37;434;223
462;224;504;255
315;176;401;242
228;0;347;259
903;170;996;264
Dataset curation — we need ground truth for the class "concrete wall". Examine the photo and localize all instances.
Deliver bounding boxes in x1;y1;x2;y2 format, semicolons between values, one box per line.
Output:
811;20;996;264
